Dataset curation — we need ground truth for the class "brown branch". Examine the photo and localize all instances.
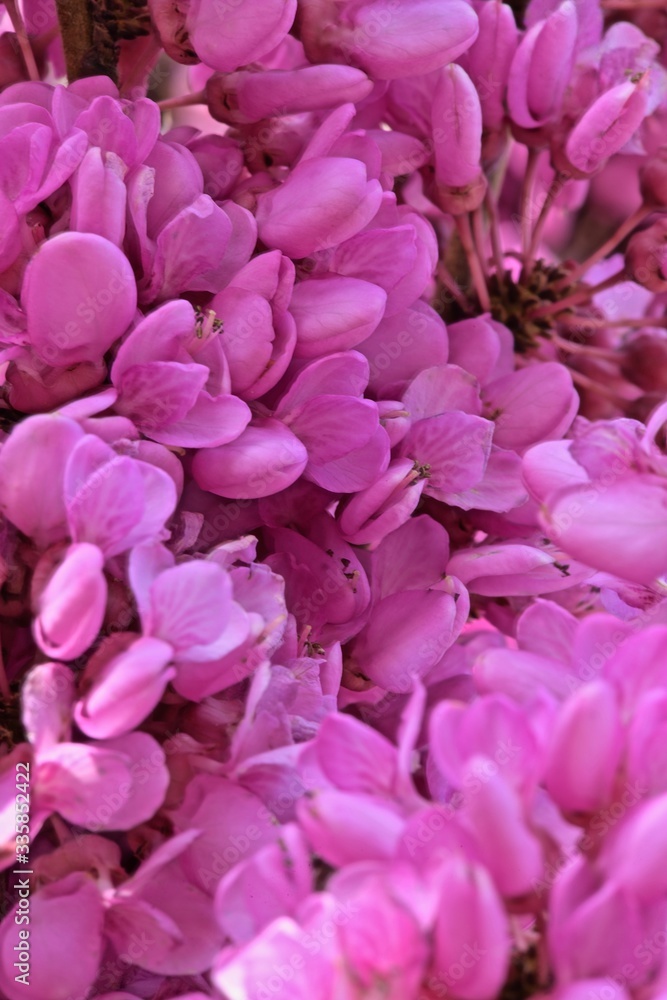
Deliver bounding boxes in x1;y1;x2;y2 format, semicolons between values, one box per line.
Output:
54;0;118;83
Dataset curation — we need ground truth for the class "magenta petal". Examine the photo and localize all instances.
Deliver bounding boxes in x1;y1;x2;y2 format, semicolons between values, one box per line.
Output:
22;232;137;365
34;741;130;826
508;0;578;128
433;64;483;189
115;360;208;428
214;825;312;944
461;760;543;898
297;789;404;866
212;917;336;1000
542;480;667;584
348;0;479;79
152;391;251;448
210;65;373;124
360;301;449;397
121;867;223;975
75;637;175;739
290;395;379;465
433;856;511;1000
112;299;197;376
147;560;232;655
348;589;459;691
192;418;308;499
70;146;127;246
447;316;501;384
291;276;387;358
88;732;169;829
315;714;397;795
304;423;390;493
34;543;107;661
401;412;493;499
65;435;177;557
461;1;518;130
338;457;426;547
0;189;20;271
602;794;667;901
144;194;232;303
565;77;649;176
0;873;104;1000
483;362;577;451
0;413;83;546
188;0;297;73
403;364;481;420
256;157;383;259
169;774;277;892
545;680;623;814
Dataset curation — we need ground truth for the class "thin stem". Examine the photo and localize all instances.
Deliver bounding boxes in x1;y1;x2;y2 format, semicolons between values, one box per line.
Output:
0;643;10;701
489;135;513;202
472;207;488;278
564;205;651;285
520;148;540;259
437;262;471;313
50;815;73;844
536;915;550;989
158;89;206;111
530;269;626;319
602;0;666;8
525;172;568;269
455;213;491;312
563;315;667;331
485;189;506;279
550;334;620;361
570;369;628;403
4;0;40;81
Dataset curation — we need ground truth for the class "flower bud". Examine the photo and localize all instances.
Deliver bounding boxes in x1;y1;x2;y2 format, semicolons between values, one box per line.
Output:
564;76;649;177
507;0;578;130
625;218;667;293
147;0;198;63
640;148;667;207
432;64;486;213
621;333;667;393
206;66;373;126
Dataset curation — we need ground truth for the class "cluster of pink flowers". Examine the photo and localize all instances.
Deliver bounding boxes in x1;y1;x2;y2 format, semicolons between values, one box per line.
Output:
1;0;667;997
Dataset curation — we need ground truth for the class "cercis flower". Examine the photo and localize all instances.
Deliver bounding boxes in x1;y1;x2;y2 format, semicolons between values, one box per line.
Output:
111;299;251;446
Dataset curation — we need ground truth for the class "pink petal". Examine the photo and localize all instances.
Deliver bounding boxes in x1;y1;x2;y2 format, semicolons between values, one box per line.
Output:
347;0;479;79
483;363;578;452
297;789;404;866
0;873;104;1000
542;480;667;584
545;680;623;814
0;413;83;547
188;0;297;73
75;637;175;739
192;419;308;499
22;232;137;365
70;147;127;245
291;276;387;358
348;589;459;691
33;543;107;661
256;157;383;259
433;856;511;1000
